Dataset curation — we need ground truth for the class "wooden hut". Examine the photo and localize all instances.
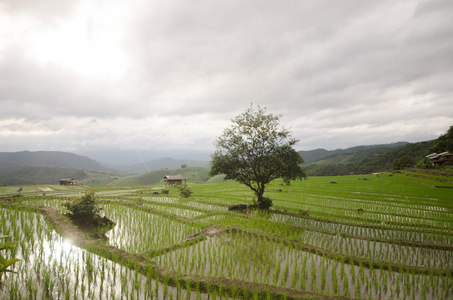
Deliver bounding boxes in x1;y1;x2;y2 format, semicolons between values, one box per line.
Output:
59;178;77;185
426;152;453;166
163;175;186;185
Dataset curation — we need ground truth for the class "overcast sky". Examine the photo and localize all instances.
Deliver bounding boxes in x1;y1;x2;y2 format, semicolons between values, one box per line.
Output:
1;0;452;153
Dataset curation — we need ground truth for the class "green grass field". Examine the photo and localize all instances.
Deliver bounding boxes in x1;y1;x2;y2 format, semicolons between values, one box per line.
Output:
1;171;452;299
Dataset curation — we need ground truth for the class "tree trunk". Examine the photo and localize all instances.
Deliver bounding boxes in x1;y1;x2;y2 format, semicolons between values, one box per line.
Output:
255;187;272;209
256;191;264;205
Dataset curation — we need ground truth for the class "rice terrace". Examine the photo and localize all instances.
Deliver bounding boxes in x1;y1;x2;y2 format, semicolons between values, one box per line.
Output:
1;170;452;299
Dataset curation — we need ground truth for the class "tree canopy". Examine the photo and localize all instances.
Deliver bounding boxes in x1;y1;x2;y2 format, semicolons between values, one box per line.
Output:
430;125;453;153
209;105;306;208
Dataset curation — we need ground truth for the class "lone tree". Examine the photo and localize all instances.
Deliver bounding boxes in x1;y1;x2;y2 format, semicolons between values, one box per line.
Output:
210;105;306;209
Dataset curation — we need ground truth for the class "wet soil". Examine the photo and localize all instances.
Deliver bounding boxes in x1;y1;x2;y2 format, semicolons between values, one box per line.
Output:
64;213;116;240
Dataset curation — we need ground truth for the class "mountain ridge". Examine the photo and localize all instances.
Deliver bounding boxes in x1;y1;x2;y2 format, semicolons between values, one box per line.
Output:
119;157;210;174
0;151;108;171
77;149;211;166
0;166;88;185
298;142;408;164
0;137;444;184
303;140;434;176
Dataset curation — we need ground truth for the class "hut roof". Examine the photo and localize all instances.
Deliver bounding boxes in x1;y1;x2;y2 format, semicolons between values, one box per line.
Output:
426;152;452;159
163;175;185;180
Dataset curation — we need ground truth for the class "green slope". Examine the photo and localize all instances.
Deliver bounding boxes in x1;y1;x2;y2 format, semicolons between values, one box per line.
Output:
0;166;89;185
110;167;210;185
304;140;434;176
299;142;407;164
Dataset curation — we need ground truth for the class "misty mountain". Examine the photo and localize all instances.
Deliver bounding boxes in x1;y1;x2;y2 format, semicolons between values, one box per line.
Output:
111;166;210;185
0;151;109;171
0;166;88;185
0;150;210;181
77;149;212;166
117;157;210;174
0;137;440;184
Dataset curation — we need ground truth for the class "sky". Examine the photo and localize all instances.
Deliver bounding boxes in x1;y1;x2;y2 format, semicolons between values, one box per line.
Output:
1;0;453;153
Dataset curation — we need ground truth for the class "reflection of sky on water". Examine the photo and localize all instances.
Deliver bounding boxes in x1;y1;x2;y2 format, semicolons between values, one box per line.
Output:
1;207;211;299
1;208;146;298
102;204;199;253
43;233;75;261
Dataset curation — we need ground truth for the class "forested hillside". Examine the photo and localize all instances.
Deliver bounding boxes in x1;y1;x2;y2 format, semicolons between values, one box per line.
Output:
303;140;434;176
298;142;407;164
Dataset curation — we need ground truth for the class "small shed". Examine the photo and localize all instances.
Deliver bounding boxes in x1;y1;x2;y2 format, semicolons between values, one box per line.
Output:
59;178;77;185
426;152;453;166
163;175;186;185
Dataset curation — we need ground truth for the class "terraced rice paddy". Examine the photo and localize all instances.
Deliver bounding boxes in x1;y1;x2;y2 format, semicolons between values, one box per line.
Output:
1;172;452;299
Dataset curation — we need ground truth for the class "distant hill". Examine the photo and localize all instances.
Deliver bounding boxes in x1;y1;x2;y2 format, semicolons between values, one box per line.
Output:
298;142;408;164
117;157;210;174
297;148;331;164
303;140;434;176
0;151;108;171
111;167;210;185
0;150;211;185
0;166;88;185
3;133;447;183
77;149;211;166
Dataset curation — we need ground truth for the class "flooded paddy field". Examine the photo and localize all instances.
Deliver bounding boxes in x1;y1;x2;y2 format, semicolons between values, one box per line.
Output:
154;232;451;299
1;174;452;299
0;207;207;299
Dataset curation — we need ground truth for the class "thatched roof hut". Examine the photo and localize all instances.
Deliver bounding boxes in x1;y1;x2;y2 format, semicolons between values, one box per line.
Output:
163;175;185;185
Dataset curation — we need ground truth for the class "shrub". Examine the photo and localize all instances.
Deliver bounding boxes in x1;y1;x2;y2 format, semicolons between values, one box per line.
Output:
161;187;170;195
415;157;433;169
178;184;192;198
63;190;102;219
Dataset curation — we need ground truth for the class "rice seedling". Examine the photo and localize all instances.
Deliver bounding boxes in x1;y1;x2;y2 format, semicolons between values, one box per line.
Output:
1;174;452;299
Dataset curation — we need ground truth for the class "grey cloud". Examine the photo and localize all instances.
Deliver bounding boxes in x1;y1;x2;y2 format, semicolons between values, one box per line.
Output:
1;0;452;152
0;0;77;25
0;48;133;120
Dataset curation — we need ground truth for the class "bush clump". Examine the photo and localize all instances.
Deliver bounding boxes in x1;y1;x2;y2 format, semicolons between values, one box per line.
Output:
178;184;192;198
63;190;102;220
